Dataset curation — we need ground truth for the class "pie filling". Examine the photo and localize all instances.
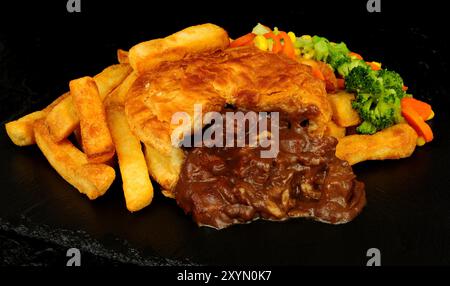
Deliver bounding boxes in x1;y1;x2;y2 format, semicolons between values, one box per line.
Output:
174;106;366;229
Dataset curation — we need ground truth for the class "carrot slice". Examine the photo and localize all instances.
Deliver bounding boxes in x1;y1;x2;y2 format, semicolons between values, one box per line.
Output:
230;33;256;48
349;52;363;60
278;31;296;60
264;32;282;53
337;78;345;89
402;85;408;91
312;68;325;81
402;104;433;142
401;97;432;121
298;58;325;81
366;61;381;71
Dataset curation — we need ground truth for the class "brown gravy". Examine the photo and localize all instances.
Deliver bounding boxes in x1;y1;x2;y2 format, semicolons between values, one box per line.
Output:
174;106;366;229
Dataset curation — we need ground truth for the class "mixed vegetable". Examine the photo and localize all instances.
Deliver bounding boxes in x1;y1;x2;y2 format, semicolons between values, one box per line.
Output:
230;24;434;144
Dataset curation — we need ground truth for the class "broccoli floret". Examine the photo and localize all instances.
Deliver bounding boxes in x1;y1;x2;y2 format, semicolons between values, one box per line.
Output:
328;54;349;70
385;94;403;123
297;35;350;70
348;67;403;133
327;42;349;65
336;59;369;78
345;66;382;95
313;40;329;62
352;94;399;131
356;121;377;134
378;69;405;98
329;42;350;55
312;35;329;45
294;33;407;134
326;44;349;69
328;53;349;70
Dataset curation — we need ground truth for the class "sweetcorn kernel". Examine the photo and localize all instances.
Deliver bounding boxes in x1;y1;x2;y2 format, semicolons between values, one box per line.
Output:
416;137;426;146
287;32;296;43
301;35;312;40
253;35;268;51
303;50;315;59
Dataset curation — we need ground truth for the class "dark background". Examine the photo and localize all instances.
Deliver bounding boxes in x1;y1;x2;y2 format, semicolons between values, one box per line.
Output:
0;0;449;266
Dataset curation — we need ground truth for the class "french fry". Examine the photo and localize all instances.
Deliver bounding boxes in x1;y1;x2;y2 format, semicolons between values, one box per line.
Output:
328;91;361;127
46;64;131;141
6;111;48;146
45;95;79;142
117;49;129;64
5;92;69;146
129;23;229;73
93;64;132;98
104;72;138;107
73;126;83;149
336;123;418;165
70;76;115;163
34;119;115;200
74;125;115;167
106;105;153;212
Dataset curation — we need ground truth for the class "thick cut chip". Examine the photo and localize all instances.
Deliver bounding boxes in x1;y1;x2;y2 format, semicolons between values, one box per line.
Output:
106;105;153;212
336;123;418;165
128;23;229;73
34;119;115;200
70;76;115;163
5;92;69;146
46;64;131;141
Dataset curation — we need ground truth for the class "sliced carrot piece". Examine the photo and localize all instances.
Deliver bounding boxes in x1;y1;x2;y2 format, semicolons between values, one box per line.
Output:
366;61;381;71
278;31;296;60
298;59;325;81
402;104;433;142
312;68;325;81
230;33;256;48
337;78;345;89
401;97;432;121
264;32;282;53
349;52;363;60
402;85;408;91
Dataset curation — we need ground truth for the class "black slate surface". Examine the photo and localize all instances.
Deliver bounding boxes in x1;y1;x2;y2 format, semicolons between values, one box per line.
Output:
1;0;449;266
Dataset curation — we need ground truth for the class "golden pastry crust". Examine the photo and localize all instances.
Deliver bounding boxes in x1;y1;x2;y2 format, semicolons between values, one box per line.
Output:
125;46;332;153
125;46;332;191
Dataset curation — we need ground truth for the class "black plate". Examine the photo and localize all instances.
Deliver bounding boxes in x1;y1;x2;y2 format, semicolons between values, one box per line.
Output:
1;1;450;265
